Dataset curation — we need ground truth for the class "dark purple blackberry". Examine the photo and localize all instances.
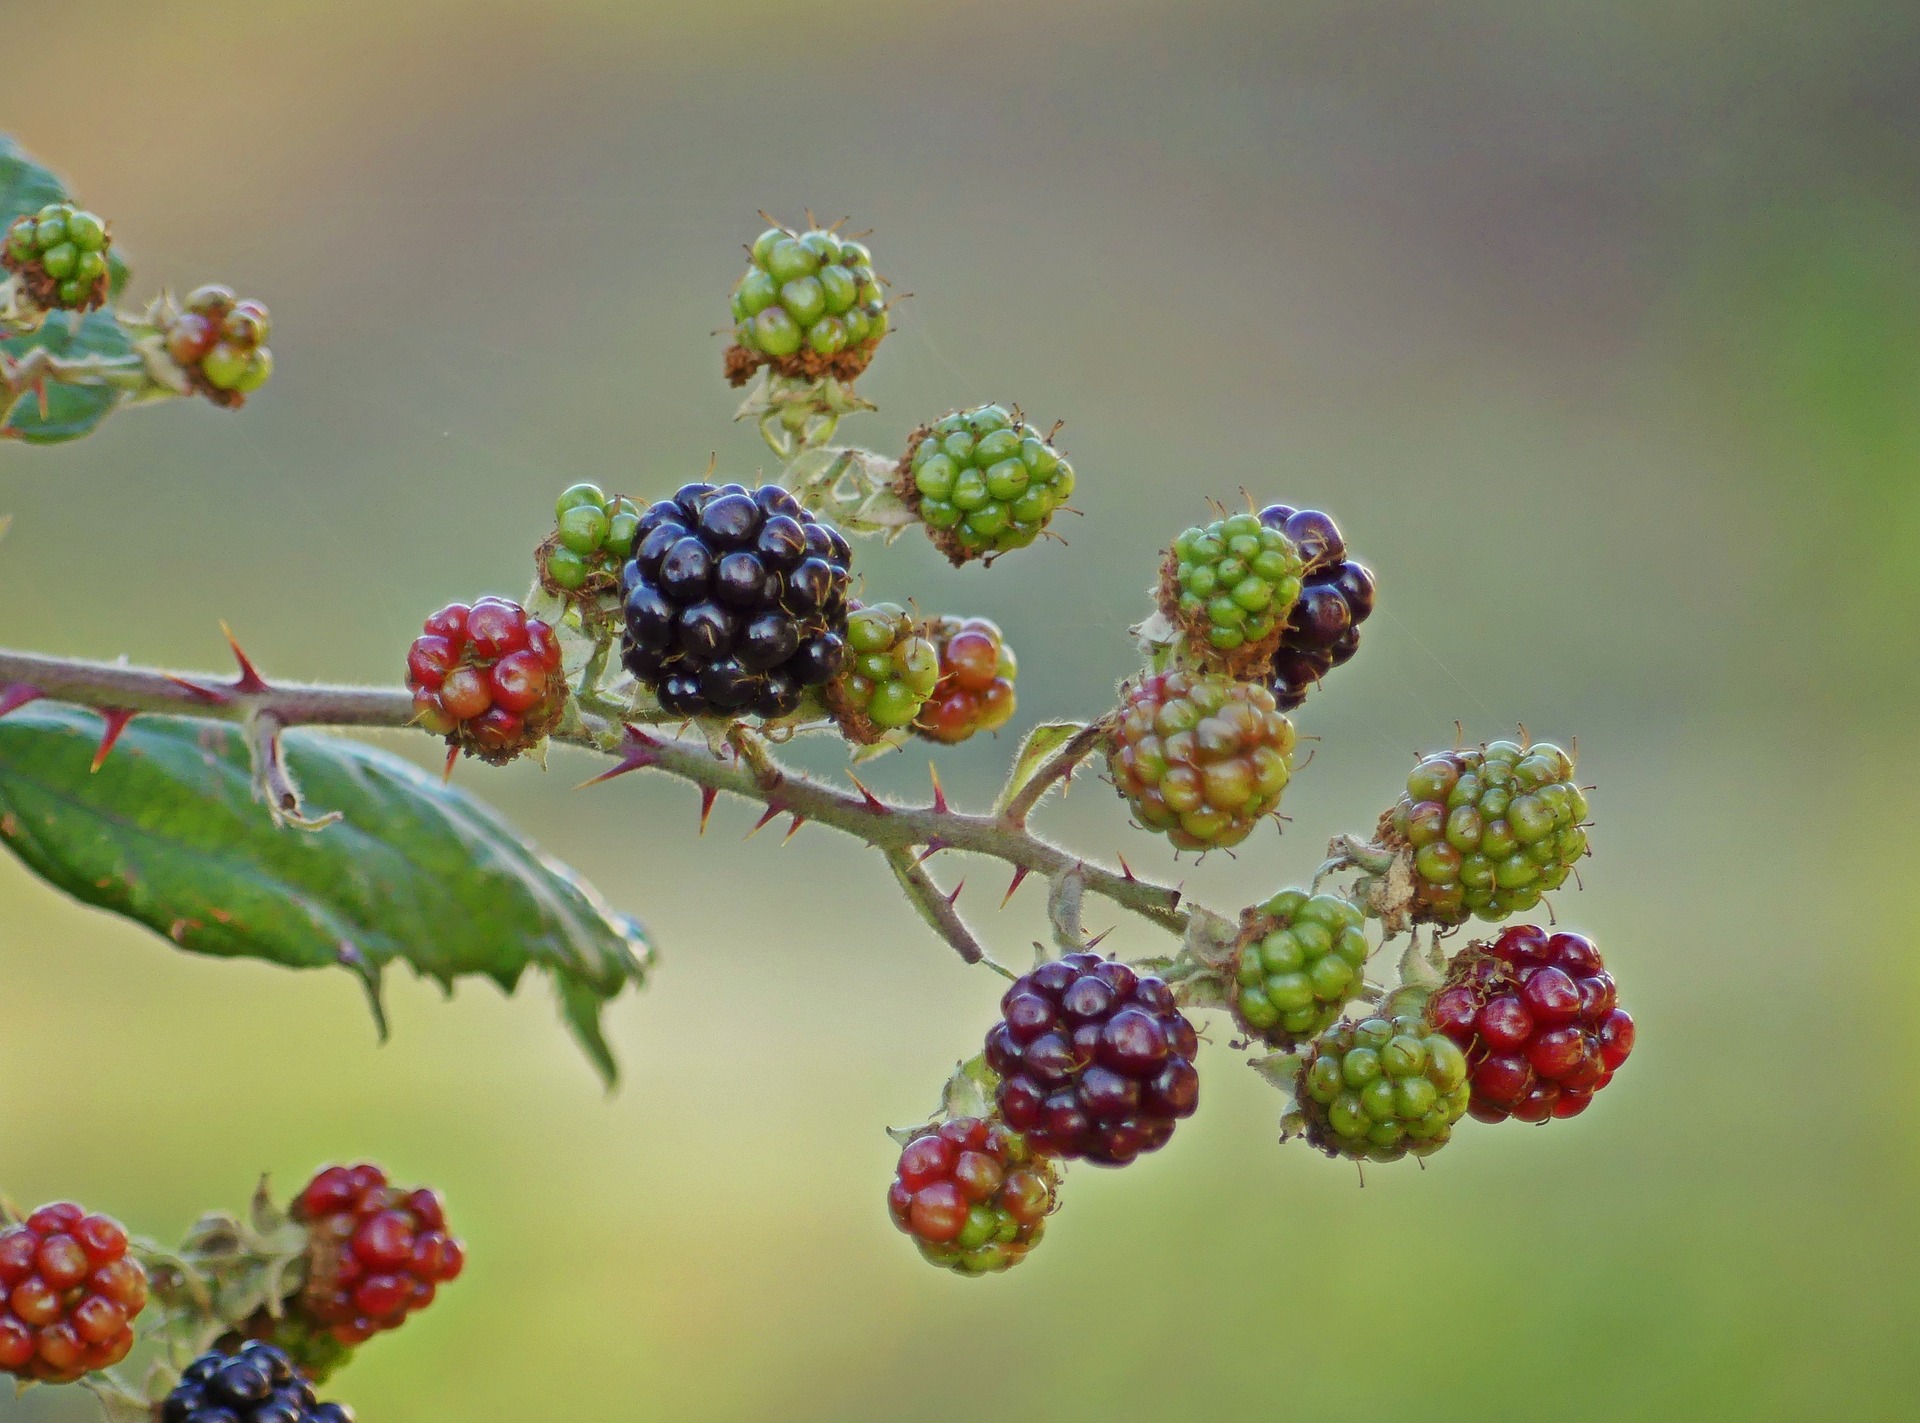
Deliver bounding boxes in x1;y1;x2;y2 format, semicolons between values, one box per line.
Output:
619;481;852;719
162;1343;354;1423
984;953;1201;1166
1256;504;1376;711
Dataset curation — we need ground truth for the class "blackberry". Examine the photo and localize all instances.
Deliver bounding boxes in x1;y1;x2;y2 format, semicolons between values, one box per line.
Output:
888;1117;1059;1275
1384;739;1589;926
1157;510;1304;675
985;953;1201;1166
406;598;569;765
896;405;1075;564
1428;925;1635;1124
0;1203;147;1384
2;202;112;312
538;482;642;605
1105;669;1295;851
827;602;940;743
288;1164;465;1351
913;616;1018;745
725;221;889;385
619;481;852;721
161;1343;354;1423
1294;996;1471;1163
162;284;274;407
1255;504;1376;711
1231;889;1371;1048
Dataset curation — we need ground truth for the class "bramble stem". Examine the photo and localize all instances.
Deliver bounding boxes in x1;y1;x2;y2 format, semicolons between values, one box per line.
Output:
0;645;1205;957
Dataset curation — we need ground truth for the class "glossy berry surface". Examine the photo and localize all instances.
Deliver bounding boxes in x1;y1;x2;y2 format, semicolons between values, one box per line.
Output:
1429;925;1635;1124
985;953;1201;1165
887;1118;1058;1275
726;221;889;384
619;481;852;720
899;404;1075;564
1296;1001;1471;1163
2;202;112;311
164;284;274;407
1385;739;1589;925
1159;510;1305;673
828;602;940;741
406;597;567;764
1255;504;1376;711
1106;669;1295;851
0;1202;147;1384
913;616;1017;744
291;1164;465;1349
161;1342;354;1423
1233;889;1371;1048
541;482;642;600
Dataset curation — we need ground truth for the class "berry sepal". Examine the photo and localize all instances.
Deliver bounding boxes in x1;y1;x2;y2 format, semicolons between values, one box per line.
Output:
732;367;877;461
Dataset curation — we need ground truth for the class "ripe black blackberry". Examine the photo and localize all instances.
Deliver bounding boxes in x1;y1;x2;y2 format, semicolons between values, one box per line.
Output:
1256;504;1376;711
984;954;1201;1166
619;481;853;719
161;1342;353;1423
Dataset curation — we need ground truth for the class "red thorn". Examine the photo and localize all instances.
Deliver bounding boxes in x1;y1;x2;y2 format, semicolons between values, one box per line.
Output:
1084;926;1114;951
745;802;785;839
219;622;272;694
782;813;807;844
698;785;718;834
1000;865;1031;908
442;744;460;782
945;879;966;907
32;376;48;420
0;684;44;720
1117;853;1137;883
576;725;663;789
88;708;138;772
845;772;889;815
162;674;234;706
915;837;949;865
928;762;949;815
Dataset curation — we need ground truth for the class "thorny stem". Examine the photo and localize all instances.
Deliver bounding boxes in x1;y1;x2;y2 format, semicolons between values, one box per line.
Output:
0;645;1205;961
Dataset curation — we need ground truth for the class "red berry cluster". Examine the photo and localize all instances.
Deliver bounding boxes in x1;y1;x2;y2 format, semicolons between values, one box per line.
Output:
986;954;1201;1165
406;598;568;764
0;1204;148;1384
292;1165;465;1347
888;1118;1057;1275
1428;925;1635;1123
164;285;274;407
913;616;1017;744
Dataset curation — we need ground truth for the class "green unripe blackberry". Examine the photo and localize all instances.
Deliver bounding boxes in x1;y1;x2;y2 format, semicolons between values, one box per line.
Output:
1294;997;1471;1163
1232;889;1371;1048
827;602;941;742
724;220;890;385
896;404;1075;565
537;482;643;609
1157;510;1305;676
2;202;112;312
1384;739;1589;927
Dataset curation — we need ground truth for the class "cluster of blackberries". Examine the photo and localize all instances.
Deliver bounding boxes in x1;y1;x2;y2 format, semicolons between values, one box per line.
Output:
1255;505;1375;711
162;1344;352;1423
619;482;853;719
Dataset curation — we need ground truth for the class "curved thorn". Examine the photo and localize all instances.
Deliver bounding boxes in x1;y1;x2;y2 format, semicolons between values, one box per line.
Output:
915;837;950;865
928;762;949;814
697;785;718;833
220;621;272;694
441;744;459;782
782;813;807;843
745;802;785;839
1117;852;1137;883
846;772;889;814
89;708;137;771
576;725;662;788
1001;865;1031;908
0;684;44;720
162;674;233;706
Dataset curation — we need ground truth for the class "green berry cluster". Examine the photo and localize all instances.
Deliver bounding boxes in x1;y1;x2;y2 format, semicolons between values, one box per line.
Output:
1295;997;1471;1162
829;603;941;741
1160;511;1305;672
543;483;642;596
726;223;889;384
1232;890;1371;1047
3;202;111;311
1387;740;1589;926
899;404;1075;565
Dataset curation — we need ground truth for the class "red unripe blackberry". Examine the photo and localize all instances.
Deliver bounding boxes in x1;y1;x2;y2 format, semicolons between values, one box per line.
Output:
1255;504;1375;712
290;1164;464;1349
405;597;568;764
0;1203;147;1384
984;954;1201;1166
912;616;1018;744
887;1117;1059;1275
1428;925;1635;1123
162;285;275;407
1106;669;1295;851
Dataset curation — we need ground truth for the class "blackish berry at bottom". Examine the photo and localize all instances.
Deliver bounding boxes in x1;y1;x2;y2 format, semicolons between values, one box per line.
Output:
162;1343;353;1423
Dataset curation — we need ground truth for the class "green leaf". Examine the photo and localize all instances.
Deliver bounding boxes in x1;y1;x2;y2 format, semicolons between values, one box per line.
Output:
991;719;1090;818
2;309;135;444
0;706;653;1084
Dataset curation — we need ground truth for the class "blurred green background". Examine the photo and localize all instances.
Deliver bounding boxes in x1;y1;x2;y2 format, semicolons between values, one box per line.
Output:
4;2;1917;1418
